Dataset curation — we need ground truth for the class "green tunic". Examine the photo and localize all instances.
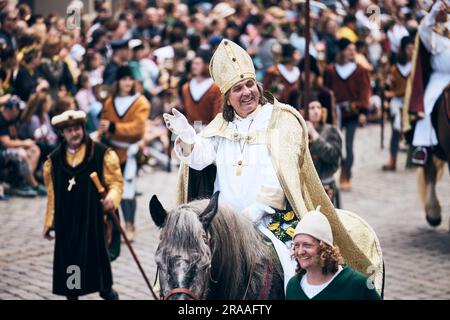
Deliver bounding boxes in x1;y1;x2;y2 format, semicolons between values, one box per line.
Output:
286;266;381;300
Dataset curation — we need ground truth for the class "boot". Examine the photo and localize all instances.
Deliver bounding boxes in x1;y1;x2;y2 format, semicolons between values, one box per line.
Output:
125;223;135;242
100;287;119;300
382;155;396;171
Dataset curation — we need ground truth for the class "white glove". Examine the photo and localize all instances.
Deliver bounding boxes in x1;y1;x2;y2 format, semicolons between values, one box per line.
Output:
163;108;196;145
242;202;276;224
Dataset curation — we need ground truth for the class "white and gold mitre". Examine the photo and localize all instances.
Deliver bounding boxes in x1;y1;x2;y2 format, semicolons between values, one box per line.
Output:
209;39;256;94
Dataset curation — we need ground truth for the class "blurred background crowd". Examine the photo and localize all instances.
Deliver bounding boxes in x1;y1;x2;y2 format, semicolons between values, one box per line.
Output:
0;0;436;200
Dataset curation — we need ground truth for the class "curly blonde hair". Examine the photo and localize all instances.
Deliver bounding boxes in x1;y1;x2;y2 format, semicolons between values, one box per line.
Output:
294;241;345;275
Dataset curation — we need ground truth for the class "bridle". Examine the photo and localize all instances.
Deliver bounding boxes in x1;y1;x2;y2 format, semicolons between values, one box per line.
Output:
156;260;258;300
158;232;213;300
155;232;264;300
163;287;200;300
155;264;210;300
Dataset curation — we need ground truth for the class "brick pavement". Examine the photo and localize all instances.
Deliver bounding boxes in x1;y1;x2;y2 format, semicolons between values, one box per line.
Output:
340;124;450;299
0;124;449;300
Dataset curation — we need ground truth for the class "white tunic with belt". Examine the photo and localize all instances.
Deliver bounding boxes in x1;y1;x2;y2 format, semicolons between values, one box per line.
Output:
175;103;297;290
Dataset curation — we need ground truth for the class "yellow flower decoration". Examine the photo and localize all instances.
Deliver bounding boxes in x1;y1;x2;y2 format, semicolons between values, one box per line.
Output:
283;211;295;221
268;223;280;231
286;227;295;238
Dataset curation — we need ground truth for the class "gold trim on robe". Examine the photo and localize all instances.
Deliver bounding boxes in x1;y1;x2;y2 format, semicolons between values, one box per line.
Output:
175;99;384;295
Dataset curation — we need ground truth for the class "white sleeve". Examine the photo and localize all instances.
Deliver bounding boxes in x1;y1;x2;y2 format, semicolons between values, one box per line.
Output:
174;135;219;170
418;0;441;54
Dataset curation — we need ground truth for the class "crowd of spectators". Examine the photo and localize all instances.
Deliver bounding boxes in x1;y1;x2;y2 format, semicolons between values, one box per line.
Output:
0;0;432;200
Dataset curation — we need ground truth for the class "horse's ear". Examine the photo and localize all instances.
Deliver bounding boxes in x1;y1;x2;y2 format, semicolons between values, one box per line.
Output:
149;195;167;228
199;191;220;230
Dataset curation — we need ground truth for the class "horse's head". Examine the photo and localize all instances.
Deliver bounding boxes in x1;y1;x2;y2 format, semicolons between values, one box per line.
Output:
149;192;219;300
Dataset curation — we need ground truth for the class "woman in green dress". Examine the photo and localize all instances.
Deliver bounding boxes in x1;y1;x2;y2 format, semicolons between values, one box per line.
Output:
286;208;381;300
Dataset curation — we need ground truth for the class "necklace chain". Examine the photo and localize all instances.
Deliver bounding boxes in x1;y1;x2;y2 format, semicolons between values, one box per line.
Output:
235;119;255;155
234;119;255;176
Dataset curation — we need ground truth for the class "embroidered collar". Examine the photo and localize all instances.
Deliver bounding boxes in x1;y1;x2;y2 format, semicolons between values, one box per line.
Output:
396;62;411;78
114;93;140;117
189;78;214;101
277;64;300;84
335;62;357;80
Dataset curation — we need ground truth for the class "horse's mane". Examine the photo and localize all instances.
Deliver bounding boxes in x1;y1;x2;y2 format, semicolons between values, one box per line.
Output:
159;203;210;257
164;199;272;299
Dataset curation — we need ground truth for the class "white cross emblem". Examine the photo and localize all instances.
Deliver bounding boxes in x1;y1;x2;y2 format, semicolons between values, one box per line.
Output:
67;177;76;191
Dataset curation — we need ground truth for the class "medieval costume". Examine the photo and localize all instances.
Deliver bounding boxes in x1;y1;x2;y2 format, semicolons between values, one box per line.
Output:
383;37;412;171
286;209;381;300
389;63;411;131
181;78;223;126
43;110;123;299
309;124;342;207
100;66;151;240
172;39;384;296
324;39;372;189
103;39;129;86
13;46;40;102
38;55;74;101
263;44;301;108
286;265;381;300
403;0;450;164
263;65;301;108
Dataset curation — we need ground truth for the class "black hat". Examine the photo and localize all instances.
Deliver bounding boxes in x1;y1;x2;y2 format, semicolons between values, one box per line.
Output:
343;14;356;25
281;43;296;58
110;38;129;51
116;65;134;81
91;28;107;46
400;36;413;52
196;49;212;64
337;38;352;51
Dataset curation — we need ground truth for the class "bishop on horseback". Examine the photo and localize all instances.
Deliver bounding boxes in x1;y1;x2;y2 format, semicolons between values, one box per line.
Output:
162;39;384;298
403;0;450;165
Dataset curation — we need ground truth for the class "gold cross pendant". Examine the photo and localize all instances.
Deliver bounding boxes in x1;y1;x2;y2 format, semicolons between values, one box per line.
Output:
234;158;247;176
67;177;76;191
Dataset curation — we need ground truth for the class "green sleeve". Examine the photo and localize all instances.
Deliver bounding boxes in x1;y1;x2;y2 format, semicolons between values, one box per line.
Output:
286;275;301;300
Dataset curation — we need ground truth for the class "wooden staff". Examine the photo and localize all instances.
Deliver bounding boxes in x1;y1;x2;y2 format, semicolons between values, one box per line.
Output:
303;0;311;116
380;77;385;150
89;172;159;300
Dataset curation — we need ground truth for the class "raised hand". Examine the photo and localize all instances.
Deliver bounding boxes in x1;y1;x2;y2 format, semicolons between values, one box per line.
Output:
163;108;196;144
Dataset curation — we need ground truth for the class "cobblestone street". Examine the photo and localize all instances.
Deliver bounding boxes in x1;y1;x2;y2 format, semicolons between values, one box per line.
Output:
1;124;449;300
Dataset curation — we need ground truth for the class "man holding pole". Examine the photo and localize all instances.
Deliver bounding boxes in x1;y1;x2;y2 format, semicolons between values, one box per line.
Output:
42;110;123;300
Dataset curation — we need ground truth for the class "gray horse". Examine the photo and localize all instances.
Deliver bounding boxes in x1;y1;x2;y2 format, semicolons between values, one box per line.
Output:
149;191;285;300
